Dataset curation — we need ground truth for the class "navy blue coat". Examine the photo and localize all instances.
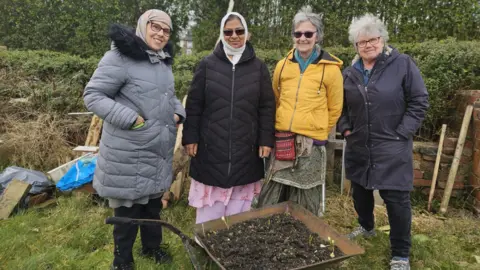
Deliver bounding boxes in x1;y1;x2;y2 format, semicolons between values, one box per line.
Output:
337;48;429;191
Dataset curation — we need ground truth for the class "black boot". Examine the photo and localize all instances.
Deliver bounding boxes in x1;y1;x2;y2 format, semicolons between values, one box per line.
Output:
141;247;172;264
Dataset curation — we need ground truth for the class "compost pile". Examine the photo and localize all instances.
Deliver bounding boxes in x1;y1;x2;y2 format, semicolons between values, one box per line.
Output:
200;213;344;270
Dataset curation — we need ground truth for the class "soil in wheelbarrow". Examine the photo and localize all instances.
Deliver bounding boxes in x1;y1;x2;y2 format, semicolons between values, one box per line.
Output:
200;213;344;270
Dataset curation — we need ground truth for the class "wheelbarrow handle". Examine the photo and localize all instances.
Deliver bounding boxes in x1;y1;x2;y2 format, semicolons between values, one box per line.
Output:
105;217;188;241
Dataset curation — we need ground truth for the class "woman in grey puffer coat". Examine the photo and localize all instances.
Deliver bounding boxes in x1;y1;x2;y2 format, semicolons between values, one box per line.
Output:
83;9;185;270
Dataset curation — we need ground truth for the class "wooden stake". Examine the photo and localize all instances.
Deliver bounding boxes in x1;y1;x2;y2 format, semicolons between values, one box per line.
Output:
85;115;103;147
428;124;447;212
440;105;473;214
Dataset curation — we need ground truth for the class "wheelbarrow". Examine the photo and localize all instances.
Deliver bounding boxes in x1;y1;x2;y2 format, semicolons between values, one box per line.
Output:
106;201;365;269
105;217;218;270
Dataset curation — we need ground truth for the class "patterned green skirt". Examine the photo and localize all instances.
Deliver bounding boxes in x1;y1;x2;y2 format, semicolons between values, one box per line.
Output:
256;145;326;216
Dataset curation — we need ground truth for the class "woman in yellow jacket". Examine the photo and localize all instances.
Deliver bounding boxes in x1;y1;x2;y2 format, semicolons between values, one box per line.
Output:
257;6;343;216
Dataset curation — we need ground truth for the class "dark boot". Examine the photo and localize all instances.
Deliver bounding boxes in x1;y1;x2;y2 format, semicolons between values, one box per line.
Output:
141;247;172;264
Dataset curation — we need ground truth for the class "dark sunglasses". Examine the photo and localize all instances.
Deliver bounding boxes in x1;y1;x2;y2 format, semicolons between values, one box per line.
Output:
223;29;246;37
293;31;316;38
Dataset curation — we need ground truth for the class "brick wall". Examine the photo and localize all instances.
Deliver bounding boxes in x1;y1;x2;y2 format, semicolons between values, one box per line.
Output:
413;139;472;198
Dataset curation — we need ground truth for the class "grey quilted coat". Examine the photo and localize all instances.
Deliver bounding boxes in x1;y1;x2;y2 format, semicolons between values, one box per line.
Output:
83;24;186;200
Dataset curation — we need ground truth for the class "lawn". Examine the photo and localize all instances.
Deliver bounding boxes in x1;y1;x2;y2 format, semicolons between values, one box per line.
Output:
0;188;479;270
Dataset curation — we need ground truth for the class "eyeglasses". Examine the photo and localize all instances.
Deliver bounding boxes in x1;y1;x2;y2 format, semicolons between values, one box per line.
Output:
356;37;381;48
223;29;246;37
149;21;171;36
293;31;316;39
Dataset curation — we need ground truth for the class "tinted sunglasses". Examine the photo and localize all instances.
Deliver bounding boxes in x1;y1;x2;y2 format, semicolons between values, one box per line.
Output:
293;31;315;38
223;29;246;37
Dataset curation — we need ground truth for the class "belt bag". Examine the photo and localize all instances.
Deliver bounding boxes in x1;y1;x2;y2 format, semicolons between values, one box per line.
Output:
275;131;296;161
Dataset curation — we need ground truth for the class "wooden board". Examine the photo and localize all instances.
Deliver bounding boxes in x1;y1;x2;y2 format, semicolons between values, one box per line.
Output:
73;146;99;153
0;179;32;220
28;192;50;207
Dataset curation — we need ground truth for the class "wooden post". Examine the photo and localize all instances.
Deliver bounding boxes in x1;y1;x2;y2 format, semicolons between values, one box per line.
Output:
84;115;103;147
326;127;336;185
440;105;473;214
428;124;447;212
169;95;190;202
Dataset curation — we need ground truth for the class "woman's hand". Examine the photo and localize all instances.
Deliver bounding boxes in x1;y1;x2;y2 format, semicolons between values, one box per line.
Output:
135;116;145;126
186;144;198;157
343;130;351;137
174;114;180;124
259;146;272;158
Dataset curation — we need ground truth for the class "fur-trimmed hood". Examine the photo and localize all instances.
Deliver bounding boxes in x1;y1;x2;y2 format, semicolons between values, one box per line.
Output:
108;23;174;65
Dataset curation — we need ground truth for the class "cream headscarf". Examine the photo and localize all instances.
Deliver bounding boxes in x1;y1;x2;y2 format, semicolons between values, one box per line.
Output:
220;12;248;65
135;9;172;58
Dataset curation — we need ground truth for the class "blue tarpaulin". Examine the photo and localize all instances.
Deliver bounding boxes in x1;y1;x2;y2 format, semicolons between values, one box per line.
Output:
56;156;97;191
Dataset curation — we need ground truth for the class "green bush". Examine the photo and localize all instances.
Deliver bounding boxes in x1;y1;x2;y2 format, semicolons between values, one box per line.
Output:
1;39;479;141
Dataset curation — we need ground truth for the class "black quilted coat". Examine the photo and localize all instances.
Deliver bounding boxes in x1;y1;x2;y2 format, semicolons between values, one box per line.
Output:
182;41;275;188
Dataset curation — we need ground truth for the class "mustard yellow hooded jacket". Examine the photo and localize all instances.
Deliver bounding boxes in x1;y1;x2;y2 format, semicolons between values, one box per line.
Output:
272;48;344;141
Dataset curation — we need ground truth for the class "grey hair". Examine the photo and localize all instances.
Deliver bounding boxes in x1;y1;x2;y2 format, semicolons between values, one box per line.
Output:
292;5;324;43
348;13;389;47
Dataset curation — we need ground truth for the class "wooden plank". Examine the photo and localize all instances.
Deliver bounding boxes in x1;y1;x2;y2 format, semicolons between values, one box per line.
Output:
68;112;93;116
326;127;336;185
440;105;473;214
0;179;32;220
28;192;49;207
73;146;99;153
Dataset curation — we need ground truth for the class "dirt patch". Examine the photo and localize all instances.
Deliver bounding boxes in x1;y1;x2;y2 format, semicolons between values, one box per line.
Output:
200;213;344;270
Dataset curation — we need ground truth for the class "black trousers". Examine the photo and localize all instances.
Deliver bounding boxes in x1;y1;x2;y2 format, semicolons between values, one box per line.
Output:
351;182;412;258
112;197;163;266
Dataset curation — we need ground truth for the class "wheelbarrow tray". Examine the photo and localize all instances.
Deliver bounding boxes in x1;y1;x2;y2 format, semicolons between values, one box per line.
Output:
194;201;364;270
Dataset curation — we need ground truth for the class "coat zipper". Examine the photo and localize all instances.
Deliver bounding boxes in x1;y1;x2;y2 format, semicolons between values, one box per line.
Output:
288;73;304;130
227;65;236;176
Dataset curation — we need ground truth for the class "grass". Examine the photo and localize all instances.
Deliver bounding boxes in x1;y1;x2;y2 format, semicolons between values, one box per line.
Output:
0;189;479;270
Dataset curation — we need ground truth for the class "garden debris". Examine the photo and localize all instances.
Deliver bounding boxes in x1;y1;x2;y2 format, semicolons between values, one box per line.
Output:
56;155;97;192
47;153;95;183
0;179;31;219
32;198;57;210
0;166;54;194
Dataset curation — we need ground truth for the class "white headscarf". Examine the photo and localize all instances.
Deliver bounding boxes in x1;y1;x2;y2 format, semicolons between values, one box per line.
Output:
220;12;248;64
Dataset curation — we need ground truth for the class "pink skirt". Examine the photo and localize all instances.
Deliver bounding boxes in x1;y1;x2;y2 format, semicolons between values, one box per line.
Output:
188;178;262;208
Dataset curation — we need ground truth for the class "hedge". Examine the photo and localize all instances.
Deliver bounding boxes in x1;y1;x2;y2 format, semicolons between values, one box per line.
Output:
1;38;479;140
